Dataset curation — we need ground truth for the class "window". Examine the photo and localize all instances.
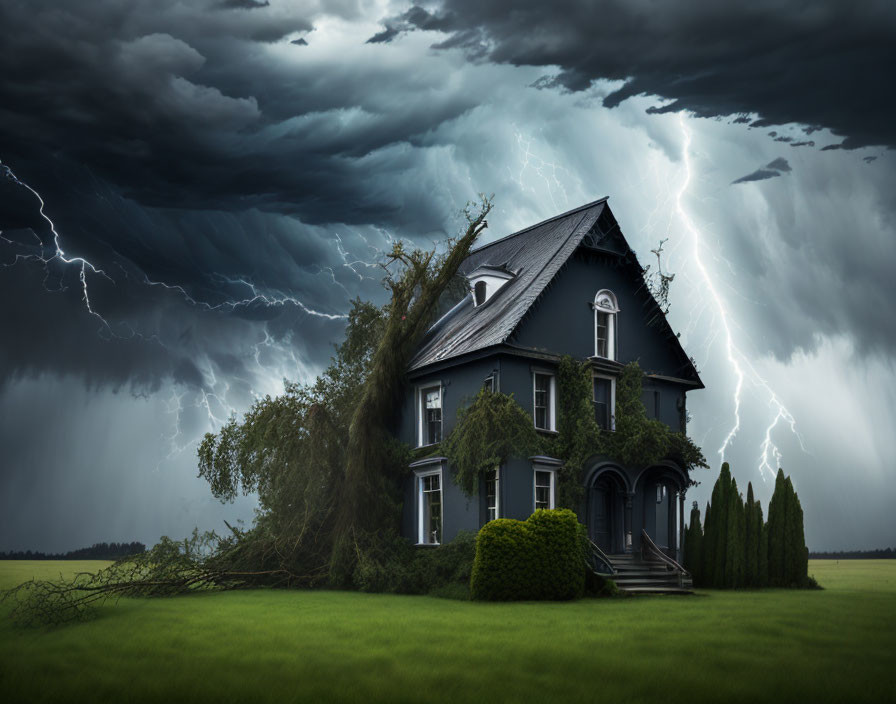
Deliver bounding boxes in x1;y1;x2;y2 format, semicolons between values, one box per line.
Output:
593;375;616;430
419;385;442;446
534;469;555;511
473;281;487;306
483;375;495;393
533;372;556;431
653;390;660;420
417;471;442;544
486;468;500;522
593;290;618;360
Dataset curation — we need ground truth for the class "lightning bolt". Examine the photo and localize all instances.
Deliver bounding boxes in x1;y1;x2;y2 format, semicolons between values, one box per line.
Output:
674;113;806;481
1;160;343;475
509;129;571;213
1;162;115;334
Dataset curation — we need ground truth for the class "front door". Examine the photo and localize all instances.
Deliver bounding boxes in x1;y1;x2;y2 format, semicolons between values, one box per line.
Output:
591;477;614;553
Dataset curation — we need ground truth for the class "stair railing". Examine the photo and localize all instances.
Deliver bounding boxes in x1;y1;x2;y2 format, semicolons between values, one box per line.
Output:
586;539;616;576
640;529;690;588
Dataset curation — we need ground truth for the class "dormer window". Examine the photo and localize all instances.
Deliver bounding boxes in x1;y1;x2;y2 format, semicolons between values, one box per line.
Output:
593;290;619;360
468;265;514;307
474;281;487;306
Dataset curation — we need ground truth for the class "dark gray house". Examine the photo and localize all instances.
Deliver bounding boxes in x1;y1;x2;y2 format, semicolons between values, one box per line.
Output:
398;198;703;569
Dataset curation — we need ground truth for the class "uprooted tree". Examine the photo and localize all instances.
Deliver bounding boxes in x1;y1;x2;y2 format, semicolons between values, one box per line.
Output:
3;197;493;625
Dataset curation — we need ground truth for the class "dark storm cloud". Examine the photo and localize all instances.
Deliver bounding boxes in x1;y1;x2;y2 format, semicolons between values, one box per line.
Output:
0;158;362;392
732;157;791;184
0;1;477;230
371;1;896;149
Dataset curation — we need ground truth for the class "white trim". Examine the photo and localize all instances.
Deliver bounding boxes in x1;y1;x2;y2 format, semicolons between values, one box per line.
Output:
593;289;618;361
533;467;556;511
593;373;616;431
414;466;443;545
416;382;442;448
469;268;513;307
532;371;557;432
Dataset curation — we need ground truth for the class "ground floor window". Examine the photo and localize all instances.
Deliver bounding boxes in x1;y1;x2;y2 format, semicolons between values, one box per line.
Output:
534;469;555;511
418;471;442;544
486;468;500;522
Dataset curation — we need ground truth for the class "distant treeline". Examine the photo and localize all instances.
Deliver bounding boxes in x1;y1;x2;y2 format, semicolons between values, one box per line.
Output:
0;542;146;561
809;548;895;560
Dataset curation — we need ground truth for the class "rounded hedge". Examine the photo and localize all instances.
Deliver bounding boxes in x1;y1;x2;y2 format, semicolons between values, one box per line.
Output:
470;508;586;601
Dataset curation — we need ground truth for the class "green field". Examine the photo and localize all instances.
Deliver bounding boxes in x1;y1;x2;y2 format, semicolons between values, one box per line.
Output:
1;560;894;703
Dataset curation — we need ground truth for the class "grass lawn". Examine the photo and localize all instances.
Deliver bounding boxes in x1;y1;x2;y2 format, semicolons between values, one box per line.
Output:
1;559;894;703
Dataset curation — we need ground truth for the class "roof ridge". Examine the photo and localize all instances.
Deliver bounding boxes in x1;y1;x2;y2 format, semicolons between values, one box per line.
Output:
469;197;609;255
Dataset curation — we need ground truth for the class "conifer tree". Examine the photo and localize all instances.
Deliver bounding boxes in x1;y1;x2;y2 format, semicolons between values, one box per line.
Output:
745;482;758;587
784;477;808;586
685;503;703;584
758;509;769;588
725;478;745;588
767;468;787;586
701;501;713;588
711;463;732;587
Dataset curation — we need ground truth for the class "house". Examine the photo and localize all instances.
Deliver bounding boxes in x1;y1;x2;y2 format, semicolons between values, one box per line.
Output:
398;198;703;569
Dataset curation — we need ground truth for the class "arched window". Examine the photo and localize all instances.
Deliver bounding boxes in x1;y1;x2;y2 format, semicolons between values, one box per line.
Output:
594;290;618;360
474;280;487;306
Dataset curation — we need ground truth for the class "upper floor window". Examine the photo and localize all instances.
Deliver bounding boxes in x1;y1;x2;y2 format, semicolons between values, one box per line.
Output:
419;385;442;446
593;375;616;431
468;265;514;308
474;281;487;306
594;290;619;360
483;375;495;393
533;372;556;431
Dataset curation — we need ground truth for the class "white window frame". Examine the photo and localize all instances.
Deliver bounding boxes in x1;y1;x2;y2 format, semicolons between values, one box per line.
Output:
533;468;556;511
532;372;557;432
593;373;616;431
485;467;500;522
417;383;442;448
415;467;443;545
593;290;619;361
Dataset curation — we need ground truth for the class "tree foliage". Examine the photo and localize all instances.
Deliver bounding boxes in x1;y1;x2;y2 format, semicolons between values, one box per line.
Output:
768;469;809;587
2;529;293;627
442;389;542;496
683;502;704;585
695;465;808;590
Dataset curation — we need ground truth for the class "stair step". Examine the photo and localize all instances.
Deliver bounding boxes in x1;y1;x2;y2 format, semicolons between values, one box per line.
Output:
622;586;693;595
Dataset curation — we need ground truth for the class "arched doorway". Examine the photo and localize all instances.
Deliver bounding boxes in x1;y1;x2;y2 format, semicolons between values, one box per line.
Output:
588;470;626;554
634;463;688;558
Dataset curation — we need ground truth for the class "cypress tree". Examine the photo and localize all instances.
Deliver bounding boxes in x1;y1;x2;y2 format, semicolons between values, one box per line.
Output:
701;501;713;588
745;482;758;587
759;513;769;588
725;478;745;588
713;463;732;588
767;468;787;586
685;502;703;585
784;477;808;587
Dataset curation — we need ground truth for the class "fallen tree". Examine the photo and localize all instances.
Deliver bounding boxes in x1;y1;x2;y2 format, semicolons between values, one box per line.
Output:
4;197;493;625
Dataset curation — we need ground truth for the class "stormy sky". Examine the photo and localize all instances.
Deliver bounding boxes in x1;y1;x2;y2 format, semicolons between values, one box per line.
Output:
1;0;894;553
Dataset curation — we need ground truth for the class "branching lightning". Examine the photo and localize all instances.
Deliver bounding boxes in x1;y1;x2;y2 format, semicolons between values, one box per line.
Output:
674;114;806;480
2;160;351;473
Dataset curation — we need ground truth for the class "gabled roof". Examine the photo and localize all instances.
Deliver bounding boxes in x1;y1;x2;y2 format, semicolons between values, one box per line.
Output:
408;198;701;387
410;199;608;370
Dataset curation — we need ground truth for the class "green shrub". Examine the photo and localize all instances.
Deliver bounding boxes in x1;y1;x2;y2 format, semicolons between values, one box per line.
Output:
470;509;585;601
352;531;476;596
